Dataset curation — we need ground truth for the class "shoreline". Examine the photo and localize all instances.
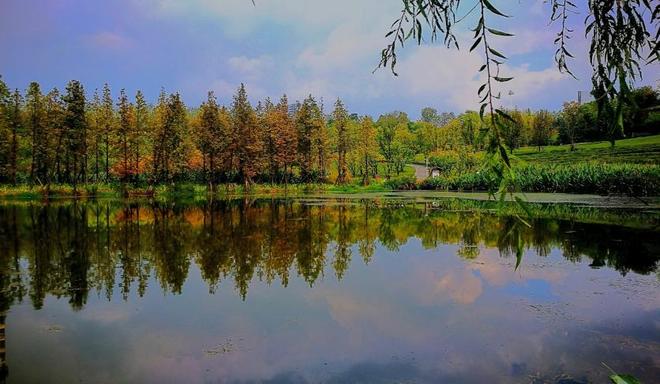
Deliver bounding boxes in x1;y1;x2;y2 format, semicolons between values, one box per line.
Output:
1;185;658;209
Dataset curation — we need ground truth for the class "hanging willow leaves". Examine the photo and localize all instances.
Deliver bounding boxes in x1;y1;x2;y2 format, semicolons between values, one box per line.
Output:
376;0;658;222
550;0;578;78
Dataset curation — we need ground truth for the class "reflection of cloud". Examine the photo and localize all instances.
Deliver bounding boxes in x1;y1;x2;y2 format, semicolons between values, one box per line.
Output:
320;292;427;344
79;306;133;324
471;248;567;287
434;269;483;305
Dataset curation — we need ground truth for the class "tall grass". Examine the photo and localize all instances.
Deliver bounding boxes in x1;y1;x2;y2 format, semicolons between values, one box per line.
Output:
420;163;660;196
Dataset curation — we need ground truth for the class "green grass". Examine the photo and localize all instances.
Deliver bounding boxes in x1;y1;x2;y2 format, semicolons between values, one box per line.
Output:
513;134;660;165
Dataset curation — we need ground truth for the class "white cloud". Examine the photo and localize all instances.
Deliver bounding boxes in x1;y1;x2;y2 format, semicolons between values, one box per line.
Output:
227;55;273;78
84;32;133;50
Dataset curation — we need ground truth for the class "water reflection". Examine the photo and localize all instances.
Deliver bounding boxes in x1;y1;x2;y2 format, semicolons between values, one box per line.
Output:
0;198;658;383
0;198;657;308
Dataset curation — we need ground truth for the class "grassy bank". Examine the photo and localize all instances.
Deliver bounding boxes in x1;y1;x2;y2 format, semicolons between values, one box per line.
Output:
513;134;660;164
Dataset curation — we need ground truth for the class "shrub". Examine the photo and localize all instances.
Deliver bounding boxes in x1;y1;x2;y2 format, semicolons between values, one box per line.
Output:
383;175;417;190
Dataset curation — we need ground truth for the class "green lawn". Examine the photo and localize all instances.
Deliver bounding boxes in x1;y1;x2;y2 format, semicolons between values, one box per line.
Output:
513;135;660;165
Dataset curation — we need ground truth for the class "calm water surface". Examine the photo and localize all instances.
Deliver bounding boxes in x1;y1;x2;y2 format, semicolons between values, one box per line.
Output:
0;197;658;383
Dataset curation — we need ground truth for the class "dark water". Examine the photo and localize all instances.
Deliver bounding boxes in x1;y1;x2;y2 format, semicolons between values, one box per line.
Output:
0;197;658;383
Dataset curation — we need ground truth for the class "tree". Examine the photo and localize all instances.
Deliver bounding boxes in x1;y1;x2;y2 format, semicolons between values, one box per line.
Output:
152;91;188;185
62;80;87;190
295;95;324;182
116;89;135;185
230;84;262;188
133;90;148;185
458;111;482;152
558;101;580;150
100;84;115;182
391;124;415;174
332;98;350;184
502;109;524;151
0;77;9;183
87;90;102;182
355;116;378;185
421;107;439;125
46;88;65;184
531;110;554;151
377;112;409;178
274;95;297;186
6;89;23;185
195;91;228;189
26;83;48;185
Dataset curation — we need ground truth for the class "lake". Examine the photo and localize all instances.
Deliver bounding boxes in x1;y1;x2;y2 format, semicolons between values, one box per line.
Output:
0;196;658;383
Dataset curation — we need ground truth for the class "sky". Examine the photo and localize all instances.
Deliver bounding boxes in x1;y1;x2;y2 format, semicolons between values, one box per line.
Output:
0;0;658;119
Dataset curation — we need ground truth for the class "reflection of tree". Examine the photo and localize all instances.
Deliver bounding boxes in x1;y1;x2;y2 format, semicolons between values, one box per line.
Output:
0;199;656;310
152;204;191;294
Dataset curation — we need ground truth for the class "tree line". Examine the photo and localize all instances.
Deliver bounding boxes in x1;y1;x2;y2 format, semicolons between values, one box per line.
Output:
1;75;657;189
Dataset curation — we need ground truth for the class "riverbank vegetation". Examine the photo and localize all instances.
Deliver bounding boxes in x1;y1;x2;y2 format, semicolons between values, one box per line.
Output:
0;75;658;198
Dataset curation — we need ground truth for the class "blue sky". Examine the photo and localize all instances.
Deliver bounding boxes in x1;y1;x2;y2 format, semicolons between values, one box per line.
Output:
1;0;657;118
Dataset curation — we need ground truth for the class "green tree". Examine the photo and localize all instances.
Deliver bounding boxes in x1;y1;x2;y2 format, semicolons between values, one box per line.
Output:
332;98;350;184
295;95;324;182
26;83;48;184
133;90;149;184
531;110;555;151
195;91;228;189
355;116;378;185
274;95;297;186
6;89;23;185
100;84;115;182
46;88;65;184
377;112;409;178
0;77;9;183
62;80;87;190
87;89;102;182
152;91;188;184
558;101;580;150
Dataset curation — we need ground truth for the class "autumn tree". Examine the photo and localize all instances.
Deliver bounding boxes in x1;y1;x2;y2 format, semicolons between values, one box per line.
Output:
260;98;277;182
332;98;349;184
117;89;135;184
230;84;262;188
